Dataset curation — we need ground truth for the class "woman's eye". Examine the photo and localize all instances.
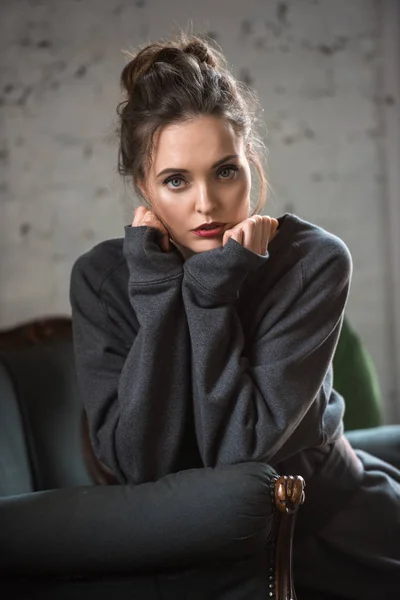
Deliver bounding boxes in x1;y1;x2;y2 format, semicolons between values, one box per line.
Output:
164;176;185;189
218;166;238;179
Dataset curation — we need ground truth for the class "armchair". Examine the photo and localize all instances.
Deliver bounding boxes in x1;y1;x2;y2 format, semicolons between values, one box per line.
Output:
0;317;305;599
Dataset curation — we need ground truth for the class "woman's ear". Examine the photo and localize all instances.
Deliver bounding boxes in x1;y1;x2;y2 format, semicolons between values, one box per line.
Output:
136;178;151;207
136;177;145;197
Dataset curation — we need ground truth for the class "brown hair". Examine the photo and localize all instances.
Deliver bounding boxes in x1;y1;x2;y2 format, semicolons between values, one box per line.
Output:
117;34;267;214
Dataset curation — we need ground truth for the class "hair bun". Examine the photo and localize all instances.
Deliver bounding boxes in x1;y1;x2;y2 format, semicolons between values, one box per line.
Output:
120;36;222;98
183;40;217;68
120;44;164;96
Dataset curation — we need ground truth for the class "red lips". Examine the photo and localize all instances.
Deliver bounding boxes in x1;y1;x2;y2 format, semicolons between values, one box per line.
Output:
192;223;226;238
192;221;225;231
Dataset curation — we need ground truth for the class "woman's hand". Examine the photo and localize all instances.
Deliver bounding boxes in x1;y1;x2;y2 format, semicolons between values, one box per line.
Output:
222;215;279;255
132;206;170;252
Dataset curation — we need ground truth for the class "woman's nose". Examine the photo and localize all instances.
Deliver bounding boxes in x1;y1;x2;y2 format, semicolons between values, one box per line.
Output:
195;185;217;214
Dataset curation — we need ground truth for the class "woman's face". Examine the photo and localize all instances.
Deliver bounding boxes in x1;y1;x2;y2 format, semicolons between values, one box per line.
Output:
140;115;252;258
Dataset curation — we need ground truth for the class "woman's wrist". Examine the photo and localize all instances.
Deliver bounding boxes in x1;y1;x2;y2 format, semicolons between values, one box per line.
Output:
123;225;183;285
183;238;268;302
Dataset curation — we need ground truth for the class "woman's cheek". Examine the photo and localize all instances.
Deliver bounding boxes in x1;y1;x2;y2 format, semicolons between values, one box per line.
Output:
233;186;251;219
156;206;183;242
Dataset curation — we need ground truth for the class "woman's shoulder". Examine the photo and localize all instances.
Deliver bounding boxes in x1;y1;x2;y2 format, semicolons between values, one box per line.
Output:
70;237;128;299
275;213;353;272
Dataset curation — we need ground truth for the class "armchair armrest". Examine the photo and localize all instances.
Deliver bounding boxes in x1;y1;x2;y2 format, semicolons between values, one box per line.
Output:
346;425;400;470
1;462;276;577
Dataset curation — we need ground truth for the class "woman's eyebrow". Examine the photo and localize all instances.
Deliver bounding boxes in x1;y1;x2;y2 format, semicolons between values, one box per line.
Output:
212;154;240;169
156;154;240;178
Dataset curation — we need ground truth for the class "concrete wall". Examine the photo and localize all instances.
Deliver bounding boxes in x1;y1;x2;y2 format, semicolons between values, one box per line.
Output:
1;0;399;420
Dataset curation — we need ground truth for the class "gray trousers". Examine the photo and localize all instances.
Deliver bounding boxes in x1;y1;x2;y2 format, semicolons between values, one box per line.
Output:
292;427;400;600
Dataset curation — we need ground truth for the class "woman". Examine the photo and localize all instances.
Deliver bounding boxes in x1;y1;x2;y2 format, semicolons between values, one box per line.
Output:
70;35;400;598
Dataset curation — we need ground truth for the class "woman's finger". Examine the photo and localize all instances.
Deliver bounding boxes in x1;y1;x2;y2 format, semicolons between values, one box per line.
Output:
223;216;280;253
142;210;158;226
270;218;279;241
262;216;278;251
145;213;170;252
132;206;148;226
242;217;257;250
252;215;264;254
260;216;270;255
230;227;244;246
132;206;171;252
222;229;232;247
223;227;240;246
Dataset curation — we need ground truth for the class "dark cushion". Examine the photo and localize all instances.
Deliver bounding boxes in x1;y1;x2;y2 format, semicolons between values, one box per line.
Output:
0;340;92;492
0;362;33;496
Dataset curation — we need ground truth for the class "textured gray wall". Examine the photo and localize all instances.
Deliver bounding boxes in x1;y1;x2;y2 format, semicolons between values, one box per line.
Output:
1;0;399;419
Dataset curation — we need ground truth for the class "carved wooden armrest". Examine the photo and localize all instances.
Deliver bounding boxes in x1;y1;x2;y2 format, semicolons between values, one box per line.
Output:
270;475;306;600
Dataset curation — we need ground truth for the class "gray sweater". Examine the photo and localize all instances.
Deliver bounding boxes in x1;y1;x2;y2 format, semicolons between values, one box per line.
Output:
70;213;352;484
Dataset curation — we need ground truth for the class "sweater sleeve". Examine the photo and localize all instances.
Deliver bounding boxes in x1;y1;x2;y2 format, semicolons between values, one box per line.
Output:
181;232;352;467
70;226;193;484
